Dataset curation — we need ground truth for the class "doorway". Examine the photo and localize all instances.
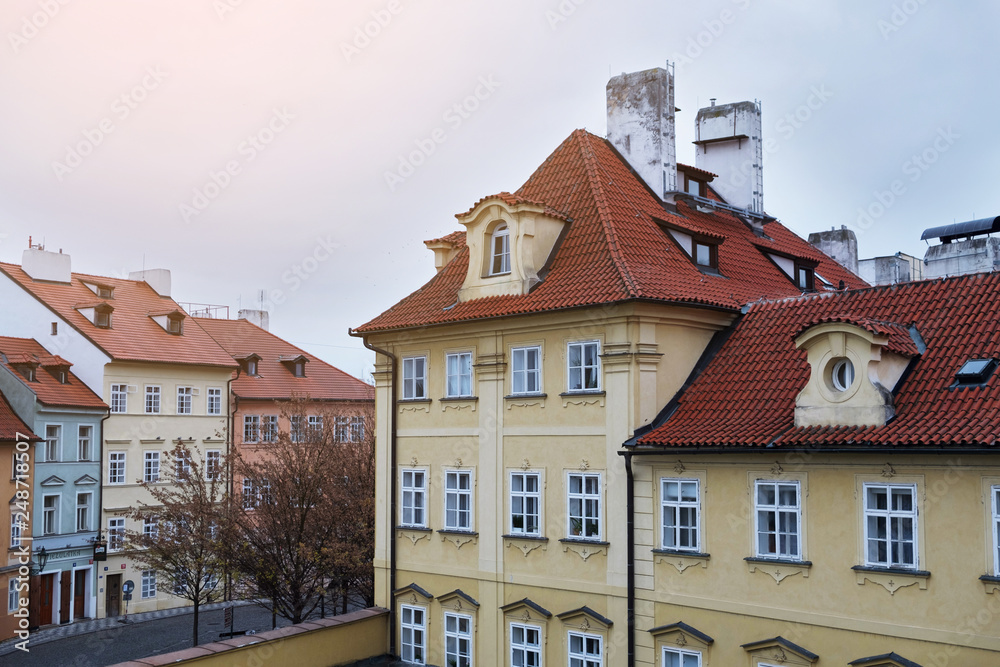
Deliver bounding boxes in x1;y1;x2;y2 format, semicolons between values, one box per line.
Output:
105;574;121;618
38;573;55;626
74;569;87;619
60;574;71;623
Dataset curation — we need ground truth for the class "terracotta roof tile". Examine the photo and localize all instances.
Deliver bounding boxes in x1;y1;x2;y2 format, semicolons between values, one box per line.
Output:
0;389;35;441
195;318;373;402
357;130;865;333
0;337;107;409
637;272;1000;449
0;265;237;368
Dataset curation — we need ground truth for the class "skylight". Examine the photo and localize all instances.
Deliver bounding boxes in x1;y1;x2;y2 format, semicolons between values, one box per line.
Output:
955;358;997;387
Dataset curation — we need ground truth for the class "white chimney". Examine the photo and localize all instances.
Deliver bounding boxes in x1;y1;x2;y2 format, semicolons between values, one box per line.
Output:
238;309;270;331
22;247;71;283
694;100;763;214
129;269;171;297
606;66;677;200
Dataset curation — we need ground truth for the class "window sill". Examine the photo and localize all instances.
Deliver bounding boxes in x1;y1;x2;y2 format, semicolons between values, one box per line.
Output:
853;565;929;594
980;575;1000;594
398;398;432;404
438;529;478;550
653;549;710;573
504;394;547;410
437;529;478;536
559;391;606;408
560;537;609;546
397;398;432;414
439;396;478;413
439;396;478;402
560;538;609;561
559;390;605;397
745;557;812;584
504;393;547;400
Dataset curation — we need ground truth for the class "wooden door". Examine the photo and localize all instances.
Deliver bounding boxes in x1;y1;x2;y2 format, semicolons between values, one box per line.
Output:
59;574;71;623
73;570;87;619
105;574;121;618
38;573;55;626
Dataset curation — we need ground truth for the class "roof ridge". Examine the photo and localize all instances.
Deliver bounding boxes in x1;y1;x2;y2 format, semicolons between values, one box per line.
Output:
576;131;640;298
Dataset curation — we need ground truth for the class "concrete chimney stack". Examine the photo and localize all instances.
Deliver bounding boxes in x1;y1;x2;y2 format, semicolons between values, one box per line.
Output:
22;247;71;283
694;100;763;214
239;309;270;331
808;226;859;276
129;269;171;297
606;66;677;200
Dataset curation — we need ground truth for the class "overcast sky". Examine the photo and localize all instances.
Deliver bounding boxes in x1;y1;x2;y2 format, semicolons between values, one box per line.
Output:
1;1;996;381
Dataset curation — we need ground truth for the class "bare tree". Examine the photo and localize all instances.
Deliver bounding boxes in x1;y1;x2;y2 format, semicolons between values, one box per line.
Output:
123;442;228;647
226;399;374;623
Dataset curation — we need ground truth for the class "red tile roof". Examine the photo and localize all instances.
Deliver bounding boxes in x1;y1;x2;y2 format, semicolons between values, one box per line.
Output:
635;272;1000;449
195;318;373;402
356;130;865;333
0;337;107;409
0;264;237;368
0;389;36;442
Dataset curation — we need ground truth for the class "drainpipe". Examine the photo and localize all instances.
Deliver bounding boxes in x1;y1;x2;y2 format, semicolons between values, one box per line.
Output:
348;329;397;657
225;368;240;603
97;408;110;619
624;451;635;667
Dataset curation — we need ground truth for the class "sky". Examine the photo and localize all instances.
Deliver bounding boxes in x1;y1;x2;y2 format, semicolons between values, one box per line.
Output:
1;1;997;382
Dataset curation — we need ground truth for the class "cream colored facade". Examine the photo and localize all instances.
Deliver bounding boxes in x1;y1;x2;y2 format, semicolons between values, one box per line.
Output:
366;303;734;667
99;361;230;617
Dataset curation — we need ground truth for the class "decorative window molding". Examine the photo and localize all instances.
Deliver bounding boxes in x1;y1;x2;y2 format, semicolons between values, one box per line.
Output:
742;636;818;667
848;651;925;667
511;345;542;395
567;472;602;541
649;621;713;660
446;352;474;398
509;471;541;536
444;470;473;532
401;468;428;528
863;483;918;570
661;478;700;552
753;479;802;561
567;340;601;392
402;356;428;400
444;612;474;667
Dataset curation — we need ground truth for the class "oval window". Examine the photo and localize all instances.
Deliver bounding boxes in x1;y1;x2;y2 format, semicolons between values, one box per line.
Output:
831;358;855;392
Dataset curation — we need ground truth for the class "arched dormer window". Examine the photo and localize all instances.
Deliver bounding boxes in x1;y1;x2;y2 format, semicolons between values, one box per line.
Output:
489;224;510;275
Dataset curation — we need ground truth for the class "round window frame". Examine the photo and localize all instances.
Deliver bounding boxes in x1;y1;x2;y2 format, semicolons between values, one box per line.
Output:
830;357;855;393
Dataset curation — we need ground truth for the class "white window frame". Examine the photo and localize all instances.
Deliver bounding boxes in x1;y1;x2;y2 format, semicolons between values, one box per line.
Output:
510;622;541;667
444;612;473;667
174;450;192;480
141;570;157;599
108;517;125;551
176;386;193;414
754;480;802;560
243;415;260;443
661;478;700;552
241;478;271;510
993;485;1000;576
145;385;161;414
290;415;303;443
490;223;511;275
110;384;127;413
143;517;158;540
444;470;473;531
567;472;602;541
863;482;918;569
10;513;22;548
143;451;160;483
511;346;542;395
308;415;323;439
663;646;702;667
261;415;278;443
401;469;427;528
207;387;222;415
44;424;60;462
76;492;91;532
510;471;541;536
77;425;93;462
349;416;365;442
205;450;221;481
400;604;426;665
446;352;474;398
108;451;126;485
568;631;602;667
8;579;18;613
42;494;59;535
567;340;601;392
402;356;427;400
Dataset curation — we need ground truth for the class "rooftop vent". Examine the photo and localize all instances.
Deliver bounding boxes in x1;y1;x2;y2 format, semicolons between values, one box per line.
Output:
954;358;997;387
921;216;1000;244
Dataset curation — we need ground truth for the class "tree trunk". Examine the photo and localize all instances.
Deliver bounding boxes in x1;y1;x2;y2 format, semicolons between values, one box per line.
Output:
192;599;200;647
341;582;348;614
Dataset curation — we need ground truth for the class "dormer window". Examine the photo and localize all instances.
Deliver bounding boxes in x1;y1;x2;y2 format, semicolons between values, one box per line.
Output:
830;358;855;392
694;241;716;269
490;223;510;275
294;361;305;377
279;355;308;377
247;359;258;376
656;219;722;273
166;315;183;335
685;177;705;196
14;364;36;382
97;286;114;299
796;265;815;291
94;305;113;328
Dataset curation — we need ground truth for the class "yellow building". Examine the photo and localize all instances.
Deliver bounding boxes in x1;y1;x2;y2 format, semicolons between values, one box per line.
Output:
353;67;878;666
0;251;235;618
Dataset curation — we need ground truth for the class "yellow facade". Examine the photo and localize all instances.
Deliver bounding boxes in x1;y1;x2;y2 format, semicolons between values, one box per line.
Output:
367;303;734;667
99;361;230;617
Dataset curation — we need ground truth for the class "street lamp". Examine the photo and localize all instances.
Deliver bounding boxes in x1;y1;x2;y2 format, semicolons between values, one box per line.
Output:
28;546;48;575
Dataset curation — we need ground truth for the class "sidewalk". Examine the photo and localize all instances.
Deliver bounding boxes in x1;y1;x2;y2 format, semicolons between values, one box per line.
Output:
0;599;255;657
